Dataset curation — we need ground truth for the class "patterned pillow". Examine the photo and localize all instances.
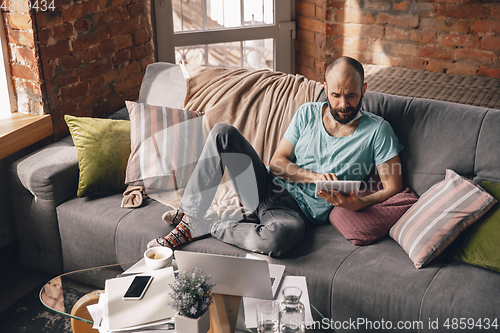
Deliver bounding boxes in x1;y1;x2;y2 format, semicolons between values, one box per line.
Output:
125;101;206;191
389;169;497;269
330;188;418;246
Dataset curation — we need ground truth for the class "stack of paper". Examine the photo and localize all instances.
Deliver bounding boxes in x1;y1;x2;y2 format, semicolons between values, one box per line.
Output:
87;266;177;332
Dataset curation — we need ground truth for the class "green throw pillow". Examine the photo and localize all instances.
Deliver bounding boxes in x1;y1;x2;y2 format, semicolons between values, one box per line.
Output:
455;181;500;273
65;115;131;197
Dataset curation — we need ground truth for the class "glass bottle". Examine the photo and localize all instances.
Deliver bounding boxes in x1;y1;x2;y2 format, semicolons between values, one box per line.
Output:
279;286;305;333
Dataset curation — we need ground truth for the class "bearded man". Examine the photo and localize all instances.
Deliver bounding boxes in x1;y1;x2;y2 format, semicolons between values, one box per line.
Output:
148;56;404;256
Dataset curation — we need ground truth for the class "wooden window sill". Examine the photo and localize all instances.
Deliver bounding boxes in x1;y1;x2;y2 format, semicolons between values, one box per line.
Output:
0;113;53;160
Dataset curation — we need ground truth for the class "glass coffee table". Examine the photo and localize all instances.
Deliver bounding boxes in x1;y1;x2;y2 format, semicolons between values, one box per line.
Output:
39;262;137;332
39;257;325;333
39;260;252;333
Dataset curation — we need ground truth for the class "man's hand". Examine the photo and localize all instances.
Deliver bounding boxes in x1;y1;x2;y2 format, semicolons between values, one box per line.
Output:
318;155;404;212
317;189;364;211
315;173;339;181
315;173;364;210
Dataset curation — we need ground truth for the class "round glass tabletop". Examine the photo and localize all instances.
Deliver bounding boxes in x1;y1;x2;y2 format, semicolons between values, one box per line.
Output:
39;262;136;324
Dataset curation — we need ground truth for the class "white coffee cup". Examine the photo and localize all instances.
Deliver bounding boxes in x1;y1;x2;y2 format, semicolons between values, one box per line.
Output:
144;247;173;270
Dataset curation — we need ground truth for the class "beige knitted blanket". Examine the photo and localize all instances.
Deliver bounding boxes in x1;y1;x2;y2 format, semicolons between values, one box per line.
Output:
182;63;323;165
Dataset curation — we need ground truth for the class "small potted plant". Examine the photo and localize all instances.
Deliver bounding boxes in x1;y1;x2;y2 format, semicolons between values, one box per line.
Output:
169;267;215;333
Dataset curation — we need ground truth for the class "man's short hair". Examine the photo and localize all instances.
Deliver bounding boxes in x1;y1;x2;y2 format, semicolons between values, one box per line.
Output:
325;56;364;85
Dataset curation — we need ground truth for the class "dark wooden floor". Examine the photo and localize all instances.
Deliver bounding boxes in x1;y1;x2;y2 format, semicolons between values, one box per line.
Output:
0;243;52;314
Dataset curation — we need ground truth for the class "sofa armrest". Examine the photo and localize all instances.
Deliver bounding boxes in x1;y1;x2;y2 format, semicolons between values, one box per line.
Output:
10;136;79;203
9;136;79;274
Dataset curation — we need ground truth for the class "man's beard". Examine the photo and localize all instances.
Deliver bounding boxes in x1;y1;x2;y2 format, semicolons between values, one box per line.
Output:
327;94;363;125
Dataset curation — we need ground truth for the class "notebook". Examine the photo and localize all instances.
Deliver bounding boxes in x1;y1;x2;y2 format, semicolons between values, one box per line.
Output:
174;250;285;299
105;266;176;331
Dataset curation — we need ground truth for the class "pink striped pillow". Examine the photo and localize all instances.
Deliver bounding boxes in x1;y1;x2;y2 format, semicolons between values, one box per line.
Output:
389;169;497;269
125;101;206;191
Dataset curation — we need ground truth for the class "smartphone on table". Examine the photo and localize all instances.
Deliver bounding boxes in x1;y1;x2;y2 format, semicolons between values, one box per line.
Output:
122;275;154;300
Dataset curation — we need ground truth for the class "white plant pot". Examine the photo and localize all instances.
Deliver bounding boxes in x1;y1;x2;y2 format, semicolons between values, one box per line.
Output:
175;309;210;333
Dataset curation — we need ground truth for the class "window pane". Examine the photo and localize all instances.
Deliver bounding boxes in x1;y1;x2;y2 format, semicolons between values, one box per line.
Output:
175;46;206;66
243;38;273;70
175;38;273;71
172;0;204;31
208;0;241;28
243;0;274;26
173;0;274;32
208;41;241;68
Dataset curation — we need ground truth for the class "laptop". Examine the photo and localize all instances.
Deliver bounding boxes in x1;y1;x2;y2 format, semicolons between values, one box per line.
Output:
174;250;285;300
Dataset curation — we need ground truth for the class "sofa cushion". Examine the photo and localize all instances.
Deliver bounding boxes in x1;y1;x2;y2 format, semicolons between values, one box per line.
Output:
403;99;486;196
473;109;500;185
329;188;418;246
331;237;444;331
65;115;131;197
125;101;205;190
363;92;488;196
419;262;500;329
389;169;497;269
455;181;500;273
57;194;174;271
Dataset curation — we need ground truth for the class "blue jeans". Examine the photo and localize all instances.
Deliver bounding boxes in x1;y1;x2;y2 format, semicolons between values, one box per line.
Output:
179;123;310;257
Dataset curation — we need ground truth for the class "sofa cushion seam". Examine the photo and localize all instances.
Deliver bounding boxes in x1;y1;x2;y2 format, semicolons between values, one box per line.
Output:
330;246;362;319
473;110;489;179
417;263;447;333
402;97;414;140
114;206;137;264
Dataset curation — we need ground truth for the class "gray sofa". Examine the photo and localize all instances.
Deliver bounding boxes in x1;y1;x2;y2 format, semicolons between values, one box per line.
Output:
10;62;500;332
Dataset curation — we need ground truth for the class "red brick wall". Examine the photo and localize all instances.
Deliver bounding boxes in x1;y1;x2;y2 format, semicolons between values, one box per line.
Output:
2;6;43;114
296;0;500;82
2;0;154;140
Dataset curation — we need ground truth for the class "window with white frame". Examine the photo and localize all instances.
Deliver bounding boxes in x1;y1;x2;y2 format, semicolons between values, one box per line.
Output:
153;0;295;73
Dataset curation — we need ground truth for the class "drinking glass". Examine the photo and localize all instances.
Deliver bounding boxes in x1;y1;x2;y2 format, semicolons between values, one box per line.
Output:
256;300;279;333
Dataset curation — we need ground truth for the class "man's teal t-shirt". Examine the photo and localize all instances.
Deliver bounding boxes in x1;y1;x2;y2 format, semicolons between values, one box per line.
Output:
273;102;404;224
